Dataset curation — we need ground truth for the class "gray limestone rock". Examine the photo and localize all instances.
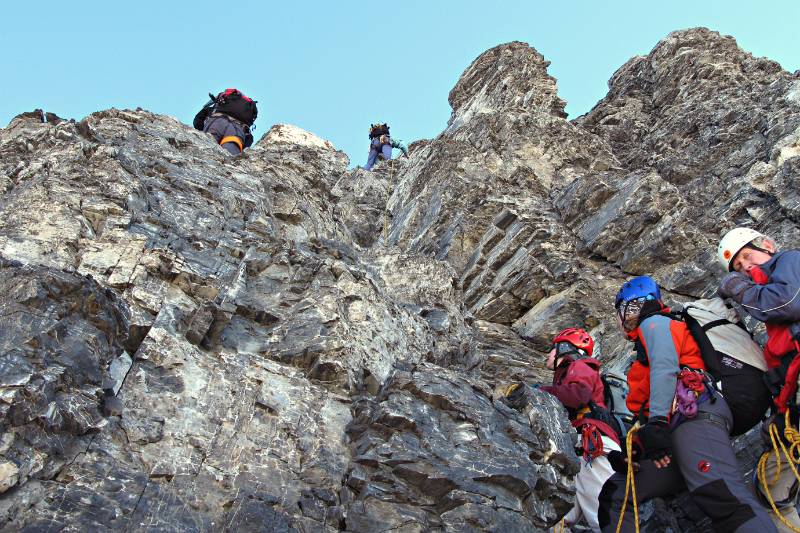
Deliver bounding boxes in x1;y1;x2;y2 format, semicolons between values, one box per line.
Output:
344;365;578;532
0;25;798;533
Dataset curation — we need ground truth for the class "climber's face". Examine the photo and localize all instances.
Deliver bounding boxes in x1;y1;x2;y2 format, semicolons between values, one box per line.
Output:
732;244;774;275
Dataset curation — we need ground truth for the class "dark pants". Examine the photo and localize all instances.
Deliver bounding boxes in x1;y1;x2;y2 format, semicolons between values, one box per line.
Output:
598;397;777;533
364;137;392;170
203;115;246;155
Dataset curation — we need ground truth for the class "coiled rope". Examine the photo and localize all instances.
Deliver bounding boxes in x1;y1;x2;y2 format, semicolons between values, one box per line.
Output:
756;409;800;532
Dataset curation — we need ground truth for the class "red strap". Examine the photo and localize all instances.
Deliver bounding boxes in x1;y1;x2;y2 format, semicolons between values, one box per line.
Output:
221;88;252;102
572;418;621;447
578;423;605;460
774;342;800;413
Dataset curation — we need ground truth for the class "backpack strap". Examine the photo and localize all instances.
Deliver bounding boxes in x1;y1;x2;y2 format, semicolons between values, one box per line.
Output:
634;339;649;366
701;319;730;332
680;310;723;383
573;416;622;448
209;112;251;133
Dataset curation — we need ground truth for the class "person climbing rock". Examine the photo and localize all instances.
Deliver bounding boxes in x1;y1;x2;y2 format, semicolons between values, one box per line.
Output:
598;275;776;533
503;328;622;532
717;227;800;531
193;88;258;155
363;123;408;170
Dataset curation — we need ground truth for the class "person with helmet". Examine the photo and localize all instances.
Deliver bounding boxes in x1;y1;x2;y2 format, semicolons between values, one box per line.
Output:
363;123;408;170
717;228;800;373
717;228;800;530
540;328;604;414
598;276;776;533
503;328;621;532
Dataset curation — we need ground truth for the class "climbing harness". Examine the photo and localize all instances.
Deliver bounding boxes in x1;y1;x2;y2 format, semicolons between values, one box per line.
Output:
573;404;623;461
753;340;800;531
615;422;641;533
672;368;706;419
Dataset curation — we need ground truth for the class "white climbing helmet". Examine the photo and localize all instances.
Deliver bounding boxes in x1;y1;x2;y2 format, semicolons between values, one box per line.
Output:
717;227;767;272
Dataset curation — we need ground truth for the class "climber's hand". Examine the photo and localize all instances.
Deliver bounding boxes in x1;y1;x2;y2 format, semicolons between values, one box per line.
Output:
638;418;672;467
607;449;640;473
717;271;752;303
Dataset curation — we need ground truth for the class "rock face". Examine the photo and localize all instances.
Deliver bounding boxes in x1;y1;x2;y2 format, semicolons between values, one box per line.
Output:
0;27;798;532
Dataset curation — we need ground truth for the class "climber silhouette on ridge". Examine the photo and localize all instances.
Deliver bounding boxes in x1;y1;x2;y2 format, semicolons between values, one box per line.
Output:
364;122;408;170
194;88;258;155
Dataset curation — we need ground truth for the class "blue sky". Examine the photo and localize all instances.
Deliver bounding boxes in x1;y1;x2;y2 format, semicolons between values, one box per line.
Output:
2;1;797;166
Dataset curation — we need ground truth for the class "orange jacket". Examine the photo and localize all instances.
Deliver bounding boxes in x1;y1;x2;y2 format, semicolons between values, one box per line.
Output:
626;314;706;419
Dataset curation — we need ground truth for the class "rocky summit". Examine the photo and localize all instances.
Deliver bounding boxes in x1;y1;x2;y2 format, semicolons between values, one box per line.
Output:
0;27;798;532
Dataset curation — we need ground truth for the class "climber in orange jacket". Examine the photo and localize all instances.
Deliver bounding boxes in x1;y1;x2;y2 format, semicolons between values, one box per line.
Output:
598;276;776;533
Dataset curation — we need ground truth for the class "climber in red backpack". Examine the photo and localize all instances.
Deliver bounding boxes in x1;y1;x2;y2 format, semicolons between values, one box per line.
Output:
193;89;258;155
503;328;622;532
717;227;800;529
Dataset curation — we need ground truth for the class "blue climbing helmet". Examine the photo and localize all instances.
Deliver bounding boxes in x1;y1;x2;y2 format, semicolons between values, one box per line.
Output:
615;276;662;334
614;275;661;309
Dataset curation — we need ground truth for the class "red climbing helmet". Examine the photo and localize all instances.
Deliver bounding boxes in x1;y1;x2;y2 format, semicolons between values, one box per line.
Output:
552;327;595;358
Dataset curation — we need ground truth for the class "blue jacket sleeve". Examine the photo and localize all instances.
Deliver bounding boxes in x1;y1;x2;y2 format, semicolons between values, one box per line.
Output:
390;139;408;155
639;315;680;420
740;251;800;323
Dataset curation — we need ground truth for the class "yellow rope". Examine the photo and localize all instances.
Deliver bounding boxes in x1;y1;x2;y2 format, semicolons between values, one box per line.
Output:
615;422;640;533
755;412;800;533
556;517;565;532
784;409;800;465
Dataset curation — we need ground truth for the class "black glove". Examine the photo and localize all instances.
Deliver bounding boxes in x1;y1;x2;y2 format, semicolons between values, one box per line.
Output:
717;271;753;303
607;450;626;473
637;419;672;461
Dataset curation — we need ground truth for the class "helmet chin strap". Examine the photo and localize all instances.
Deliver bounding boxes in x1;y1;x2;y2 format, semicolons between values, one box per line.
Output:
743;243;773;256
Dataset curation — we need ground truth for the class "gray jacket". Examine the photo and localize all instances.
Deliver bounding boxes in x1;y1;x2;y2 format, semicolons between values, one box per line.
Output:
203;113;252;154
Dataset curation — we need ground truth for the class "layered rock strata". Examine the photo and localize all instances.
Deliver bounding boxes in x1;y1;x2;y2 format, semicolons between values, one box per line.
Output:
0;27;798;532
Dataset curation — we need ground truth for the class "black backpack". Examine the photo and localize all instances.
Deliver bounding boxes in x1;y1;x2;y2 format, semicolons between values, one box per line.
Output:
194;89;258;130
369;123;389;139
673;299;771;436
